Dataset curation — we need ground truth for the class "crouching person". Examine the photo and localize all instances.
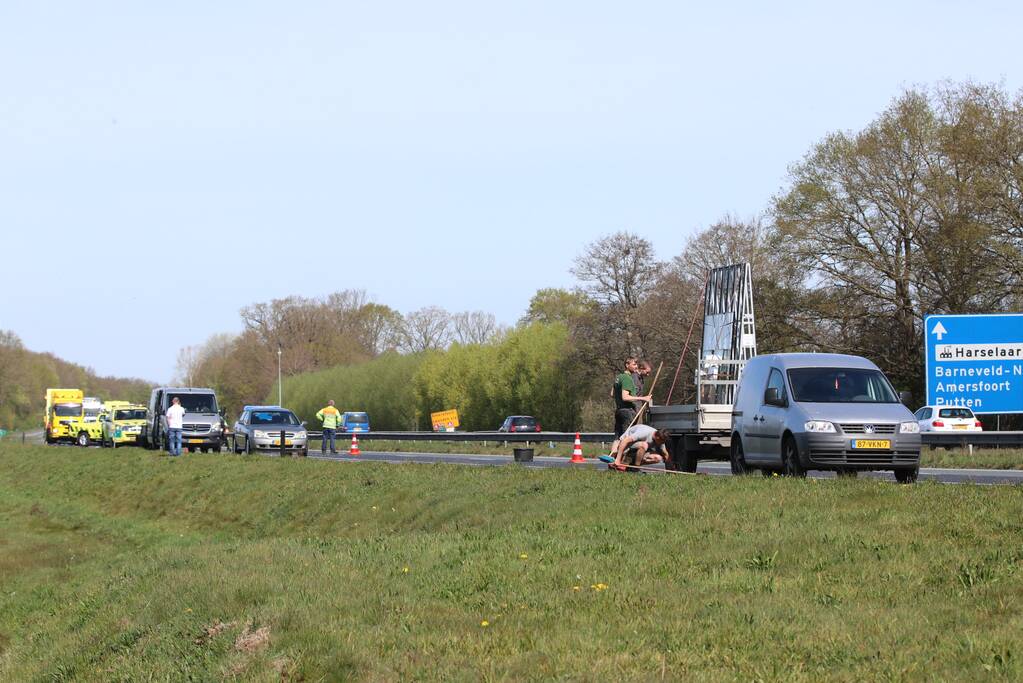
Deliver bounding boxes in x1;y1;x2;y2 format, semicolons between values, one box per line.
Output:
611;425;672;472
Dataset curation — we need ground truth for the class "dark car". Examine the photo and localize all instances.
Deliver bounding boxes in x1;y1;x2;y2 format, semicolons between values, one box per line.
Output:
498;415;541;432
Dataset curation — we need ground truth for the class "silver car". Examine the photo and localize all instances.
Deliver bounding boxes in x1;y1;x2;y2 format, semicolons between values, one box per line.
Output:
231;405;308;456
730;353;921;482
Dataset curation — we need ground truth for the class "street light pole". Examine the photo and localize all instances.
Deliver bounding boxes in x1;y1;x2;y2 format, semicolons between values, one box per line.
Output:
277;344;283;406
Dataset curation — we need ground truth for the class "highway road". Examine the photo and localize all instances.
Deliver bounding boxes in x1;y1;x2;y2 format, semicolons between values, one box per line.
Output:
308;449;1023;485
14;430;1023;484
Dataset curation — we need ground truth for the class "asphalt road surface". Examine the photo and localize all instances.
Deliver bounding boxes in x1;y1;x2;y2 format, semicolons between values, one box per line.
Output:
308;449;1023;485
15;431;1023;485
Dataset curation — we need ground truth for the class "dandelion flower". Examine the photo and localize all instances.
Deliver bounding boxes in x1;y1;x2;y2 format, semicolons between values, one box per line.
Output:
480;620;490;628
519;553;528;560
402;567;410;574
573;586;581;591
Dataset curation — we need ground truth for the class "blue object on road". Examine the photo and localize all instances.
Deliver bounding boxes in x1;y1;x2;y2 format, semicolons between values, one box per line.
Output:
597;454;615;464
925;313;1023;414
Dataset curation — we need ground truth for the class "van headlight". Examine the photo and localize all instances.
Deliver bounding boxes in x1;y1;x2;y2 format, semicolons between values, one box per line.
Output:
899;421;920;434
804;420;837;433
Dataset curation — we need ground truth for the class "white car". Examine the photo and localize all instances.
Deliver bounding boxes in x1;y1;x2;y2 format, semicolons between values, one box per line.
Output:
914;406;983;432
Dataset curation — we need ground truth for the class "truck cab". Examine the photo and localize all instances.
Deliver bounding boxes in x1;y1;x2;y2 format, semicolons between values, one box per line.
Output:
44;388;84;443
43;388;104;446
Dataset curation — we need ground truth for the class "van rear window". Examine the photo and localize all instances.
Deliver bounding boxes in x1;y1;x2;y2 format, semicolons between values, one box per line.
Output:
787;368;898;403
346;414;368;423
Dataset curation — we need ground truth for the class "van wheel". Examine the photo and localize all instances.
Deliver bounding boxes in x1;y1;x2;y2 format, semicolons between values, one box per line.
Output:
729;437;750;475
782;436;805;477
245;437;252;455
76;432;90;448
45;429;55;445
232;436;241;454
894;467;919;484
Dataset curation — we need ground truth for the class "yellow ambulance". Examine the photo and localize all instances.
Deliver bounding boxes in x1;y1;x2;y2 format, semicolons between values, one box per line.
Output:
43;388;104;446
100;402;148;448
44;389;84;443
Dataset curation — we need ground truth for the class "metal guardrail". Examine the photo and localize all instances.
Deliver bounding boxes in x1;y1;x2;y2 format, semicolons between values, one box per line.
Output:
922;431;1023;447
306;430;1023;448
309;431;614;443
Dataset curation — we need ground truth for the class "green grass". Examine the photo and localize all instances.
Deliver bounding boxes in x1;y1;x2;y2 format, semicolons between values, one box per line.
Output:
2;444;1023;681
921;447;1023;470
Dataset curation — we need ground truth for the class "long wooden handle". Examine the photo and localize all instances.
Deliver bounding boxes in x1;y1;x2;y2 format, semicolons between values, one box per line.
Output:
610;362;664;461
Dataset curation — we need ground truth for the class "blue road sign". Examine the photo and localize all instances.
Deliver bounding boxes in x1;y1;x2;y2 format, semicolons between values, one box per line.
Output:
925;313;1023;414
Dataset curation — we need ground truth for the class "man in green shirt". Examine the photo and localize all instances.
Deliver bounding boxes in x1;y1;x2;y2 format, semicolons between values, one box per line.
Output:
613;357;650;437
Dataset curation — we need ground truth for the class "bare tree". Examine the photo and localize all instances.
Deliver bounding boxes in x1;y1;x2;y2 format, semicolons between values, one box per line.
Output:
174;345;201;386
400;306;453;352
452;311;498;345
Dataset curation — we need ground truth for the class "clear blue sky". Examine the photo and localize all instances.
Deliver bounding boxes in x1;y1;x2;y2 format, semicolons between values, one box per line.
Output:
1;1;1020;383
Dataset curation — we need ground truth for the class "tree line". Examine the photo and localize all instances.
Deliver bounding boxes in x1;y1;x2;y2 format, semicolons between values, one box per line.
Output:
0;331;151;431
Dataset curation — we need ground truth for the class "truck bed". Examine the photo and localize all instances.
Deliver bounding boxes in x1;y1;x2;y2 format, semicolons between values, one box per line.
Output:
648;403;732;434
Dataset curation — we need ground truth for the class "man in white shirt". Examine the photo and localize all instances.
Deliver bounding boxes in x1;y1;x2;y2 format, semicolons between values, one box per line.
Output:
166;397;186;456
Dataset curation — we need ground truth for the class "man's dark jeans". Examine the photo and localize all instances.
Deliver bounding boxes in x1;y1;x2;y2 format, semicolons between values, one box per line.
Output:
614;408;636;438
322;428;337;454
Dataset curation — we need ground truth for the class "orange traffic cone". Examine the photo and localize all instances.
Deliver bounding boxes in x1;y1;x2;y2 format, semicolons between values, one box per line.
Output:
349;433;361;456
570;433;585;463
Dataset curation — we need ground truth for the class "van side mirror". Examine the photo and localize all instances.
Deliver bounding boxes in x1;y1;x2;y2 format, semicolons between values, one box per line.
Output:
219;408;226;417
899;390;912;406
301;421;307;428
764;387;785;406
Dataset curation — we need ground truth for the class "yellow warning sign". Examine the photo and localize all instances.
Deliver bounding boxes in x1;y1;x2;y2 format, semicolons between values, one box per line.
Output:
430;409;460;431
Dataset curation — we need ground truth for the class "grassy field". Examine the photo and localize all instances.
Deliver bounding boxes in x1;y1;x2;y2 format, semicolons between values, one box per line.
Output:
2;444;1022;681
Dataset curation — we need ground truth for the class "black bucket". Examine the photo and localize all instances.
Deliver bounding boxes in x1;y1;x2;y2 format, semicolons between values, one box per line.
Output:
513;447;534;462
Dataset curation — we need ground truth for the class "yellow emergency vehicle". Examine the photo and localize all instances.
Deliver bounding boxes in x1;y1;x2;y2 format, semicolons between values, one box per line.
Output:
100;402;148;448
44;389;84;443
43;388;104;446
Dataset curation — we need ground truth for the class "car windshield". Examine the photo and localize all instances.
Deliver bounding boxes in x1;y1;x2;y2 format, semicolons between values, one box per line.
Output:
54;403;81;417
346;414;368;424
169;394;219;413
787;368;898;403
512;417;537;426
250;411;299;425
115;409;147;420
938;408;974;419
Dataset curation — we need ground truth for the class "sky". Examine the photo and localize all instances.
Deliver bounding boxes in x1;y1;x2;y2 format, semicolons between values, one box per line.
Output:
1;0;1021;383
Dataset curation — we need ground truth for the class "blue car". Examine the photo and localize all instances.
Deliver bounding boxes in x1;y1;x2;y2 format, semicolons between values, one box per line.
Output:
341;411;370;433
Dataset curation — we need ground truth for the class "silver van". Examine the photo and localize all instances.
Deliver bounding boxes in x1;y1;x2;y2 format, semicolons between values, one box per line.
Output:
141;387;225;453
730;353;921;482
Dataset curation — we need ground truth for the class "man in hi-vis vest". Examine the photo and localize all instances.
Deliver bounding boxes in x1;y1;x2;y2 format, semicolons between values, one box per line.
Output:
316;400;341;455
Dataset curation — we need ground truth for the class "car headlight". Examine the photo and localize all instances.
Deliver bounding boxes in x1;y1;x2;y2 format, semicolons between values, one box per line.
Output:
253;430;268;439
804;420;837;433
899;421;920;434
296;431;307;439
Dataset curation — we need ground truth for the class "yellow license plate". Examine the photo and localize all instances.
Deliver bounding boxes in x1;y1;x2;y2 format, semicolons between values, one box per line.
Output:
186;438;203;444
953;425;968;430
852;439;891;449
271;440;293;447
